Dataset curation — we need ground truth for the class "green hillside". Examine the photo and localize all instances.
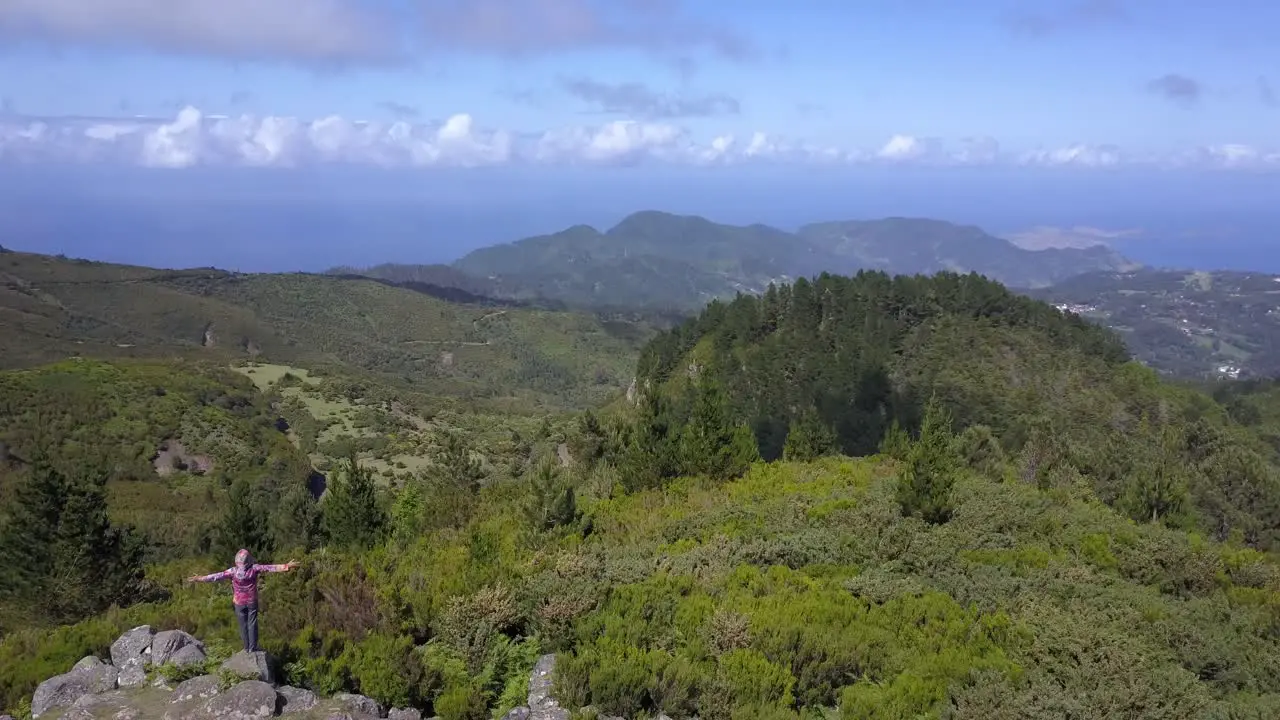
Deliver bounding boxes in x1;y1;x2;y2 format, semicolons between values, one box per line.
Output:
0;250;654;413
3;267;1280;719
798;217;1140;288
439;211;1136;311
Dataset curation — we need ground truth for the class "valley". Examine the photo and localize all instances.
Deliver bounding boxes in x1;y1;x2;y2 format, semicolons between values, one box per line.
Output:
1032;269;1280;379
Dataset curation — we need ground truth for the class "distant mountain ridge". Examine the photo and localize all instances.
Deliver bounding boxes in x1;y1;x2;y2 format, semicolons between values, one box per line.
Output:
336;210;1140;311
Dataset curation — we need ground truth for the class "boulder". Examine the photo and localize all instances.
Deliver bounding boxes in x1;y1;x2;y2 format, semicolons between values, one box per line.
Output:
151;629;204;667
171;675;222;704
166;642;208;668
388;709;422;720
56;690;141;720
31;657;118;718
526;654;557;709
501;709;531;720
71;657;104;672
220;651;275;684
116;657;148;689
334;693;382;717
278;686;319;715
109;626;155;668
203;680;280;720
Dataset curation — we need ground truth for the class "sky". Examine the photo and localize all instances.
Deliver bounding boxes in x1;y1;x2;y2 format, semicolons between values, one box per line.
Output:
0;0;1277;272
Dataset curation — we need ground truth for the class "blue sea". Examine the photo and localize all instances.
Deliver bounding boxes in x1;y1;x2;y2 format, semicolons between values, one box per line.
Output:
1;164;1276;274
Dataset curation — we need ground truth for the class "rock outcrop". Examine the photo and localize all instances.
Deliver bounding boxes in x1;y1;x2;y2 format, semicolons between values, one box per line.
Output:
31;657;118;718
25;629;600;720
26;627;419;720
501;654;569;720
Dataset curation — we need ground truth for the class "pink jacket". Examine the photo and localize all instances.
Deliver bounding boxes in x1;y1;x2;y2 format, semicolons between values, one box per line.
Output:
193;549;289;606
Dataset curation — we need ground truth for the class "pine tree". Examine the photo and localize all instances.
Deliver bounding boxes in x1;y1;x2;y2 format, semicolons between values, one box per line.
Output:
390;479;426;544
895;398;958;524
271;483;322;553
1121;421;1190;526
618;389;679;492
217;477;274;559
435;432;486;495
679;378;759;481
879;419;912;461
782;408;836;461
0;454;145;624
523;457;578;532
322;454;388;551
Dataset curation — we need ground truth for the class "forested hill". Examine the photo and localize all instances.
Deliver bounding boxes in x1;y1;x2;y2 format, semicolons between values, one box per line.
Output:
632;270;1280;547
350;211;1138;312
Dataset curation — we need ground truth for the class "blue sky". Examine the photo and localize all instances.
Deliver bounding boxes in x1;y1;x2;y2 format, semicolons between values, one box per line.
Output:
0;1;1277;274
1;0;1277;167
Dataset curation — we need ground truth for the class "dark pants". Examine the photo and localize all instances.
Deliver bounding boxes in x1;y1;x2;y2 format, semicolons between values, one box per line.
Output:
234;603;259;652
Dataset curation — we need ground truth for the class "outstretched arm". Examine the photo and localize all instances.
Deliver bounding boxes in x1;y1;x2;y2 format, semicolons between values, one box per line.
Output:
259;560;301;573
185;568;233;583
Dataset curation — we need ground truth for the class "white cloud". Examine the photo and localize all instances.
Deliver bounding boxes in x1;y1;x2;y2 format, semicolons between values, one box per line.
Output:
878;134;927;161
0;107;1277;172
1019;144;1124;168
0;0;396;65
951;136;1001;165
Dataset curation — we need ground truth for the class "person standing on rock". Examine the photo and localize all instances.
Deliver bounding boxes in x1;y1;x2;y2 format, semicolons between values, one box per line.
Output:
185;549;300;653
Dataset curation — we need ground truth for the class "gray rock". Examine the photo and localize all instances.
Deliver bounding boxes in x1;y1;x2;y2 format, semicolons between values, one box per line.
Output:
32;659;118;718
171;675;222;704
151;673;175;691
165;642;208;668
278;686;319;715
116;657;148;688
109;626;155;668
529;705;569;720
57;690;141;720
71;656;105;673
220;651;275;684
151;629;204;666
334;693;382;717
527;654;557;709
388;709;422;720
203;680;280;720
501;709;531;720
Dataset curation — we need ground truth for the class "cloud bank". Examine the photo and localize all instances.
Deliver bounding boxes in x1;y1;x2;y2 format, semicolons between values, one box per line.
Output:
0;0;755;67
1;107;1276;171
0;0;399;65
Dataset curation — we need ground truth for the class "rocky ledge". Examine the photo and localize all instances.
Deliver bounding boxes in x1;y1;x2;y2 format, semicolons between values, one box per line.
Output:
23;625;607;720
27;625;424;720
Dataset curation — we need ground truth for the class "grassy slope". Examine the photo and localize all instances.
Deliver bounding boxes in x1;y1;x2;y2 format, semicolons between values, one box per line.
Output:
0;251;651;414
